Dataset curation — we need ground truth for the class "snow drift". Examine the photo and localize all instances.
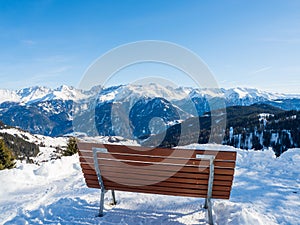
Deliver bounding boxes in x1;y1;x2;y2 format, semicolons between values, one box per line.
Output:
0;143;299;224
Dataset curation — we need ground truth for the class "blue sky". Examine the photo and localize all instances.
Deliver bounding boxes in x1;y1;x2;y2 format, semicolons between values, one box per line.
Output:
0;0;299;93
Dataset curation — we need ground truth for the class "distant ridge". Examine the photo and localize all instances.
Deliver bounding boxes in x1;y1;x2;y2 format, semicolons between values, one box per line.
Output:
0;84;299;138
0;84;299;105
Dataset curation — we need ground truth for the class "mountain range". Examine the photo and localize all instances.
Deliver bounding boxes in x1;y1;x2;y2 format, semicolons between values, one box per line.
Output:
0;84;300;155
1;84;299;106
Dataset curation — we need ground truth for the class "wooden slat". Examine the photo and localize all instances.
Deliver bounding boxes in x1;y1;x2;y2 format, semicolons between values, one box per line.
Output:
82;173;231;191
79;152;236;168
81;162;234;176
77;142;105;150
99;162;235;176
103;178;231;191
102;178;230;191
80;165;234;182
79;157;235;171
83;172;233;186
79;159;235;176
105;181;229;196
77;142;236;161
86;178;230;196
106;144;236;160
86;182;229;199
79;165;96;176
79;149;236;163
85;179;230;199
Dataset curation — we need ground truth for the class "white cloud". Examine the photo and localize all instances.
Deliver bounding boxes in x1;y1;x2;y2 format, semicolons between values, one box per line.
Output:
49;66;72;74
250;66;272;75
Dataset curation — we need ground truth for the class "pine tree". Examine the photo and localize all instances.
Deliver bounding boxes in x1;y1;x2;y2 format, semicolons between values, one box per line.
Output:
0;138;16;170
252;135;263;150
63;137;78;156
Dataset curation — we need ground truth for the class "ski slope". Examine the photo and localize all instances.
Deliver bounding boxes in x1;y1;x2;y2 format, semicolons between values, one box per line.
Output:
0;144;299;225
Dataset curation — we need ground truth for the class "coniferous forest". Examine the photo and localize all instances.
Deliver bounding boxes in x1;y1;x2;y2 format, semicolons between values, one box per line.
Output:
146;104;300;157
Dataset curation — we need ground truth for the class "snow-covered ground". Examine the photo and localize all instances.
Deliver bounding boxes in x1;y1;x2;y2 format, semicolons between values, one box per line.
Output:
0;128;68;164
0;144;299;225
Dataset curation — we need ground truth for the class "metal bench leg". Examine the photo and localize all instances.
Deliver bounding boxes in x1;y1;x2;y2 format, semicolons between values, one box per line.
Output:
111;190;117;205
197;154;215;225
93;148;108;217
204;198;213;225
98;189;105;217
204;198;208;209
206;199;213;225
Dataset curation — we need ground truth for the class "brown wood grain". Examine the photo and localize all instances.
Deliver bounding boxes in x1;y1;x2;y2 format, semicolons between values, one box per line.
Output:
80;164;235;181
77;142;236;200
85;179;230;199
77;142;236;161
79;152;236;168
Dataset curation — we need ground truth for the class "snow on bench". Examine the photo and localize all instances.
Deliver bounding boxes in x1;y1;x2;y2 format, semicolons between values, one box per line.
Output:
77;142;237;225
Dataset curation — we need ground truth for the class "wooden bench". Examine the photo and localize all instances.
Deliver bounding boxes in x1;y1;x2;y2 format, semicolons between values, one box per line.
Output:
77;142;237;225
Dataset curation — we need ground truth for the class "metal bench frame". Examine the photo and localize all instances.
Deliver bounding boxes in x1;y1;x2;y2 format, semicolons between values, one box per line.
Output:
92;147;216;225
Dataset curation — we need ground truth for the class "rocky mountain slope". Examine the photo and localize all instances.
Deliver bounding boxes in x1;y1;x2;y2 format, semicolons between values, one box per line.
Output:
1;84;300;140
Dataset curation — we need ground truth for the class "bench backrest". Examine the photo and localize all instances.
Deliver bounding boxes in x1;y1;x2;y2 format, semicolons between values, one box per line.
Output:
78;142;237;199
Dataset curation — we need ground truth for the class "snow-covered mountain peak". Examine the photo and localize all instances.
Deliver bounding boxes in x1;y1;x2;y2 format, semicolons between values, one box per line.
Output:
99;83;191;103
82;85;102;96
232;87;252;98
17;86;52;103
50;85;88;101
0;89;20;103
0;84;299;106
189;88;224;99
223;87;290;101
0;85;97;104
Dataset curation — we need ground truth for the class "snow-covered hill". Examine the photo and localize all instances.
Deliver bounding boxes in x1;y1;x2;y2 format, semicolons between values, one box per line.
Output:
0;143;299;225
0;127;68;163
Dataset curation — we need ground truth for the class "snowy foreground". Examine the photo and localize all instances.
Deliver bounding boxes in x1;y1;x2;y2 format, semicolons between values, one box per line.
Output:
0;144;299;225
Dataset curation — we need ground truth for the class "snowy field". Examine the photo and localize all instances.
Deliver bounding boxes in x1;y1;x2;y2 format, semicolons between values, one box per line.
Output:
0;144;299;225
